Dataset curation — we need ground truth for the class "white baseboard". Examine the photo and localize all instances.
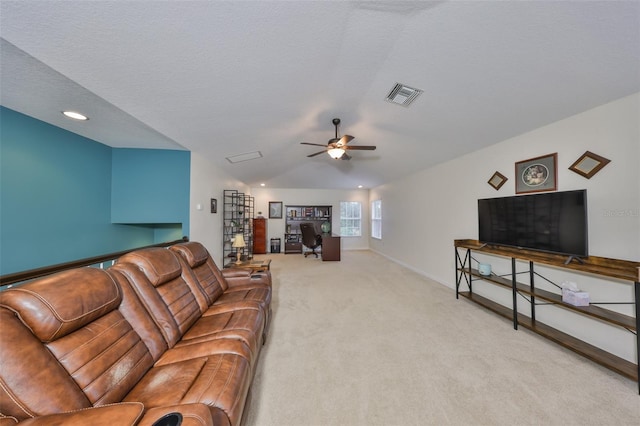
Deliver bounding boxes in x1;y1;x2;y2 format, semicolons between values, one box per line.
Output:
368;248;455;291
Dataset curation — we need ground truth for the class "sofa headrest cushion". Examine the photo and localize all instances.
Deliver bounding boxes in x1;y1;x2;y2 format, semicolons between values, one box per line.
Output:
170;242;209;268
0;268;121;342
118;248;182;287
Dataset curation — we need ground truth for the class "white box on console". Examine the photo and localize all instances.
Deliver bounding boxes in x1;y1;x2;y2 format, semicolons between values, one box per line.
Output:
562;288;590;306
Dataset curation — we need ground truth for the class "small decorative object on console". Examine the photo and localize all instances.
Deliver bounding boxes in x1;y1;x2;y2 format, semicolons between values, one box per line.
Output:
561;281;590;307
478;263;492;276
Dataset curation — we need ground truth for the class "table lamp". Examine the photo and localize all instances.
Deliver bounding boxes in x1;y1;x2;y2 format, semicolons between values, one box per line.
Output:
232;233;246;264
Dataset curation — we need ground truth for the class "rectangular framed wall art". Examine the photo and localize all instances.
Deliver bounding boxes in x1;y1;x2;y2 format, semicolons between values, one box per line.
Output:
515;153;557;194
269;201;283;218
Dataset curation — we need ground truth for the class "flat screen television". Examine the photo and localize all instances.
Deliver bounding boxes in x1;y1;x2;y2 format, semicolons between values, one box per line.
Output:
478;189;588;259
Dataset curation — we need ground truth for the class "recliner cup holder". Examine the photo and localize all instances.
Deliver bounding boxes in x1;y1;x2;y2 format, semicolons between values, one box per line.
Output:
152;412;183;426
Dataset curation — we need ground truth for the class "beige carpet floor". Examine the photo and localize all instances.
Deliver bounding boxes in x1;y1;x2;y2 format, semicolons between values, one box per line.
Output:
243;250;639;426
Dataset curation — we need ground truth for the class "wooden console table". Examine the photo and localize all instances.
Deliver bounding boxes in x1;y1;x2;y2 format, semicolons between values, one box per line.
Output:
224;259;271;273
454;239;640;393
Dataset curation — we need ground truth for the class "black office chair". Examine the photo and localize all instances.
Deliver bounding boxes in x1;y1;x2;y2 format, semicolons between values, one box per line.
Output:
300;222;322;258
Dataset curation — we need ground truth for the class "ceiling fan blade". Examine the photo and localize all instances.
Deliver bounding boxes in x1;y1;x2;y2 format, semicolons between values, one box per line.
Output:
301;142;328;147
341;152;352;160
337;135;354;146
345;145;376;150
307;150;326;158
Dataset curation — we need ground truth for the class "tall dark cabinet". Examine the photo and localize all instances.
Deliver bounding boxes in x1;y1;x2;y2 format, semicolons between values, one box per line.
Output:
253;218;267;254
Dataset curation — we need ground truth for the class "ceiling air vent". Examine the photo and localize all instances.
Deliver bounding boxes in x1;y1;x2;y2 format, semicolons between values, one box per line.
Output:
226;151;263;164
385;83;423;107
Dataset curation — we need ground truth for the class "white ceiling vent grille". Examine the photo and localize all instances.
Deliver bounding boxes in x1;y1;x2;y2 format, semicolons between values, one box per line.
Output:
385;83;423;107
226;151;263;164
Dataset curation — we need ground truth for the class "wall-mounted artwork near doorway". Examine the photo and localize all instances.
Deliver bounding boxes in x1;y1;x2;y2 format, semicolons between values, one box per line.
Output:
269;201;283;218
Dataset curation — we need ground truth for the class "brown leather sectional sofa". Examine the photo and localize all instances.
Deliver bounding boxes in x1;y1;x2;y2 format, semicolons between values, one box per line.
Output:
0;241;271;426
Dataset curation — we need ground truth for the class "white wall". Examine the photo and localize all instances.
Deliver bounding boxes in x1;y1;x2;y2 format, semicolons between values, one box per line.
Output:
370;93;640;362
250;187;370;251
189;151;249;264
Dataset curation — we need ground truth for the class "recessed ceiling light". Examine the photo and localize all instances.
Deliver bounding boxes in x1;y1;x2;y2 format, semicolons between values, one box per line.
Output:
260;183;266;187
62;111;89;120
358;185;363;188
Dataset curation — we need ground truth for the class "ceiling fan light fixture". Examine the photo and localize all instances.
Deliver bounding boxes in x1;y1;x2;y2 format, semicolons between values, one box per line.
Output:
328;147;345;159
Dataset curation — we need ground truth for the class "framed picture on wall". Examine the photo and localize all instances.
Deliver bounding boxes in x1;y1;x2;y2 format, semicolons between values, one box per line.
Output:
269;201;283;218
488;171;508;190
210;198;217;213
568;151;611;179
515;153;557;194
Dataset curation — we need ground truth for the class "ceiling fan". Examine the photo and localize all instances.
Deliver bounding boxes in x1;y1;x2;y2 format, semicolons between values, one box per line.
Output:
301;118;376;160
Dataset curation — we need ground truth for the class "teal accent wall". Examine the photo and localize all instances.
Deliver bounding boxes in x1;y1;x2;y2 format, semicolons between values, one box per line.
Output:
0;107;190;275
111;148;190;234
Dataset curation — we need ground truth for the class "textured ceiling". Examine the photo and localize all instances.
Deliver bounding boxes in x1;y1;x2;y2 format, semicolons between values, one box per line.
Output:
1;1;639;189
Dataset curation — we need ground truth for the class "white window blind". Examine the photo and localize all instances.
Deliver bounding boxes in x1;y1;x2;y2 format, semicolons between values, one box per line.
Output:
371;199;382;239
340;201;361;237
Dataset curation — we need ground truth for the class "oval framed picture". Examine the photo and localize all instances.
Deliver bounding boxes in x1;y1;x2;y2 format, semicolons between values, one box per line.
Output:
521;163;549;187
515;153;557;194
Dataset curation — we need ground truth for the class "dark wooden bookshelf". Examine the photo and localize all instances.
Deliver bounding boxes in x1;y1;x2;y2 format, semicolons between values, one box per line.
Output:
455;239;640;393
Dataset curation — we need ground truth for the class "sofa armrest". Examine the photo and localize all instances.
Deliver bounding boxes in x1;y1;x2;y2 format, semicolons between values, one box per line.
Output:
16;403;144;426
223;270;271;288
221;269;252;279
203;300;262;315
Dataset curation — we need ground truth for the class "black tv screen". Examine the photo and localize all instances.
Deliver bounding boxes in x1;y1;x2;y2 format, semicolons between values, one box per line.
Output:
478;190;588;257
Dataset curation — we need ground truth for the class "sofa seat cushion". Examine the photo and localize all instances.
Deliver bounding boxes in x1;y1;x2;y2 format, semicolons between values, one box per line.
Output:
45;310;154;406
124;355;251;426
170;243;271;329
109;268;256;369
0;268;154;418
214;286;271;309
177;308;264;358
155;338;253;368
113;248;265;365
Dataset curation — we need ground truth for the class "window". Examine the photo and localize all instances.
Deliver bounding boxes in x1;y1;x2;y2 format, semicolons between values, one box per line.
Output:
340;201;361;237
371;199;382;239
